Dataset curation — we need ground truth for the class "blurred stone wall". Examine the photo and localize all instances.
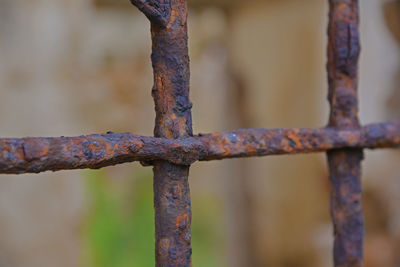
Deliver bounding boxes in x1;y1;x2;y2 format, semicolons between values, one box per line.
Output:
0;0;399;266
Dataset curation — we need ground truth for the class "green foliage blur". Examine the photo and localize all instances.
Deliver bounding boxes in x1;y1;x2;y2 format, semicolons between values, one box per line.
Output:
81;168;225;267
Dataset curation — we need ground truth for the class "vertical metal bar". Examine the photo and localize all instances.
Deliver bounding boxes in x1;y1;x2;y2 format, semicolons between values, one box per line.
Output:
150;0;193;266
327;1;364;266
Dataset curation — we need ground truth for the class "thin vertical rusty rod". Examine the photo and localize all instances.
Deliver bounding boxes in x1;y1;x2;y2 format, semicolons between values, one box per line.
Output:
149;0;193;266
327;1;364;266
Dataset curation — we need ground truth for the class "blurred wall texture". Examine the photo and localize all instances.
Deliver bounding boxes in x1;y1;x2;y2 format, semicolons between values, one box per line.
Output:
0;0;399;266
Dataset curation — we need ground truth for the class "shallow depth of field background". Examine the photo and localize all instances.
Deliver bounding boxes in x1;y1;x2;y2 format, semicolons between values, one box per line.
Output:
0;0;399;266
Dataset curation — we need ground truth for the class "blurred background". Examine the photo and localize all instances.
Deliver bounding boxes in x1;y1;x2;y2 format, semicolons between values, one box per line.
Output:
0;0;399;266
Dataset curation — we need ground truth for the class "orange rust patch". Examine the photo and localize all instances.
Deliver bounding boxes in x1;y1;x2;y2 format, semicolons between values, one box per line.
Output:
156;75;163;90
245;144;256;155
288;133;301;148
39;145;49;157
105;143;112;154
346;134;358;144
17;146;24;159
212;132;222;138
337;3;348;13
220;137;231;156
280;139;291;152
178;117;187;136
181;5;187;26
88;143;97;151
160;238;170;249
169;9;177;25
164;128;174;139
176;213;189;227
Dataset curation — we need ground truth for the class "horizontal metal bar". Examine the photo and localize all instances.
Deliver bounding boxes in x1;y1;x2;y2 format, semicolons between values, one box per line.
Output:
0;121;398;174
0;133;206;174
199;122;399;161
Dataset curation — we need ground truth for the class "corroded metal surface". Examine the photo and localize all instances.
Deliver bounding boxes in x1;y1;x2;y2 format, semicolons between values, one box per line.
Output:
0;0;399;266
0;133;205;174
328;149;364;266
327;0;364;266
198;122;400;161
131;0;194;266
0;122;398;174
129;0;168;27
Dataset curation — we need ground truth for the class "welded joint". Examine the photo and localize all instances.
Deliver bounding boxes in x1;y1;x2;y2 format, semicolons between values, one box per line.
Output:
140;137;207;166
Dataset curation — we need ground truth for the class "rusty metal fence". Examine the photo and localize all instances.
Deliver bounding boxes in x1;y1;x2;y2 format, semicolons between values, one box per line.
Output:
0;0;399;266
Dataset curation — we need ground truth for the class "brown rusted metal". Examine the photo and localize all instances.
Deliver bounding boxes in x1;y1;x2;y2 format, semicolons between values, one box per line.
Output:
130;0;168;27
0;0;399;266
132;0;194;266
198;122;400;161
0;133;205;174
327;0;364;266
0;122;398;174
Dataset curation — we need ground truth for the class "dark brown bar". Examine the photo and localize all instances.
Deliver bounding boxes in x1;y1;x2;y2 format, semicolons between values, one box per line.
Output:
147;0;193;266
0;122;398;174
130;0;168;27
327;0;364;266
0;133;205;174
198;122;400;161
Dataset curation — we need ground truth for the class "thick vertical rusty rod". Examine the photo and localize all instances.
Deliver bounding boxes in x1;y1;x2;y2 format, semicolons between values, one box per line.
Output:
150;0;193;266
327;1;364;266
